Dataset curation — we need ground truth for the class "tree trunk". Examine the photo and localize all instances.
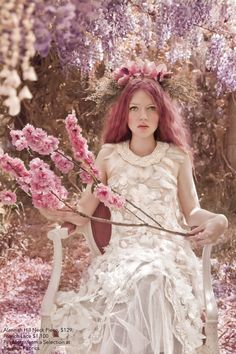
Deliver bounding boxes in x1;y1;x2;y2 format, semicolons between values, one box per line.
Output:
226;93;236;169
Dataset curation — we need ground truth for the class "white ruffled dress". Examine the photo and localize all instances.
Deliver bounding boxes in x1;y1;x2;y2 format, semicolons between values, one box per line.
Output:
51;141;206;354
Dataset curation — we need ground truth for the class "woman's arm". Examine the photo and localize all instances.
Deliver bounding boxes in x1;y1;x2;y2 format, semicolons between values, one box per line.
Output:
177;152;228;244
39;145;110;227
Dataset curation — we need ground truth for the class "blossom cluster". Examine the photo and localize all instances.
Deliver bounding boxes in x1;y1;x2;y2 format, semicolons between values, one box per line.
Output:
2;113;126;211
29;158;68;209
10;124;59;155
10;123;74;174
0;190;17;205
94;184;126;209
206;34;236;94
65;114;100;183
113;60;172;87
0;153;67;209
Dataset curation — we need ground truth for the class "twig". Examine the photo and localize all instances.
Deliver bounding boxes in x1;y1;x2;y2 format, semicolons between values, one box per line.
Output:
50;190;189;237
193;23;235;38
112;187;162;228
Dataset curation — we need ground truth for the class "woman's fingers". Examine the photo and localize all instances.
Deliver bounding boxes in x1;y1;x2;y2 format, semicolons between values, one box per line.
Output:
188;224;205;235
61;222;77;234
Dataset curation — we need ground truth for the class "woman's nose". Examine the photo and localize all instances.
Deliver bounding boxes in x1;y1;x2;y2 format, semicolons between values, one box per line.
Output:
140;108;148;120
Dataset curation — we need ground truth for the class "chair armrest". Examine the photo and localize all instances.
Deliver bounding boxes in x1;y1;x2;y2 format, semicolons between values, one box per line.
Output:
72;222;102;256
202;244;218;323
40;226;69;316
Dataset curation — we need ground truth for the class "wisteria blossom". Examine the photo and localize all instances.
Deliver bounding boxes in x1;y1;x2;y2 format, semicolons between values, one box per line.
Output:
0;190;17;205
0;0;36;116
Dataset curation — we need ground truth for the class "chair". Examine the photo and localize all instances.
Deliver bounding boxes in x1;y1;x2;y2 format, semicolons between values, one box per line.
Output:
36;203;220;354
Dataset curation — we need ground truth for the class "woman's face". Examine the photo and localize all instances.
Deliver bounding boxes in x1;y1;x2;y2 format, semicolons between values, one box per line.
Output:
128;89;159;139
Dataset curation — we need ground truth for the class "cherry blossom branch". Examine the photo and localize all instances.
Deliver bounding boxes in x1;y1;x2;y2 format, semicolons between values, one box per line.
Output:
7;116;187;236
54;148;163;228
50;190;189;237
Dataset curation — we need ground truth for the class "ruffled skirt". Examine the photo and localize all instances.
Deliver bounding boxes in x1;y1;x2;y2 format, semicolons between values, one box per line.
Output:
51;235;205;354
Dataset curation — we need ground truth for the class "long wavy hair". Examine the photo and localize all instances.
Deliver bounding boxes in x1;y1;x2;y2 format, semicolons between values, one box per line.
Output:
102;78;192;158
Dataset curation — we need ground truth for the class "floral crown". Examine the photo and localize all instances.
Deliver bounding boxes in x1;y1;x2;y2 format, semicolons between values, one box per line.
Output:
86;59;198;117
113;60;172;87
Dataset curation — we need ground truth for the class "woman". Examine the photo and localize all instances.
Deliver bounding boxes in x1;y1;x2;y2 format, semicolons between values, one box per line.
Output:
42;61;228;354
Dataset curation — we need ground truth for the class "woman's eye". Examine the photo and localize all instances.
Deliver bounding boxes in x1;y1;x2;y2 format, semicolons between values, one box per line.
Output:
148;106;157;111
129;106;138;111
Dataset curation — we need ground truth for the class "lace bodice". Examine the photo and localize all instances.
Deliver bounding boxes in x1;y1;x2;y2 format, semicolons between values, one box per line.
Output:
101;140;190;247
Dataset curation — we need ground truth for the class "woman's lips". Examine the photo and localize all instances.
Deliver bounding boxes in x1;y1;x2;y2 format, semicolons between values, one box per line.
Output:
138;125;148;128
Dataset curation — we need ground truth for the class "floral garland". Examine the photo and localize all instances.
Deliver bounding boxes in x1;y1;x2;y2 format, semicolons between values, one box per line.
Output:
86;59;198;118
113;60;172;87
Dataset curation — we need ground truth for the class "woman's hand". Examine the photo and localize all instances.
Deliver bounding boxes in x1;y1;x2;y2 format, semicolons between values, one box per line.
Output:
186;214;228;248
61;221;77;235
38;207;81;225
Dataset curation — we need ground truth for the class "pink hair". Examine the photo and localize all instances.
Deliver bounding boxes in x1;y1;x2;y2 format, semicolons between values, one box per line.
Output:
102;78;193;159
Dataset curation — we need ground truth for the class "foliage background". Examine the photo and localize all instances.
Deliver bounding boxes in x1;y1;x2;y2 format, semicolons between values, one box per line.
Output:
0;0;236;353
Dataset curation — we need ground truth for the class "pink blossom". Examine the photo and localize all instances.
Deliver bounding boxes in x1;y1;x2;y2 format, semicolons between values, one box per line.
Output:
69;134;89;162
142;61;158;79
80;170;93;184
0;190;17;205
93;183;125;209
10;130;28;151
18;177;31;193
29;158;68;208
83;151;95;166
114;61;173;87
71;134;87;150
114;66;130;80
65;114;80;131
32;192;64;209
37;136;59;155
117;75;130;86
94;183;111;206
24;127;47;152
0;153;29;179
90;165;100;179
29;158;56;192
22;125;59;155
22;123;34;137
51;151;74;174
73;146;86;161
29;157;47;170
128;62;141;76
108;194;126;209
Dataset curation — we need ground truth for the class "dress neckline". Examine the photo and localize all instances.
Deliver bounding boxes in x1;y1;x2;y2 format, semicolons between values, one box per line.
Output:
117;140;169;167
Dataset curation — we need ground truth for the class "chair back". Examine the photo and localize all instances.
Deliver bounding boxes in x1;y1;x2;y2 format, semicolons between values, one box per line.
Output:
91;202;111;254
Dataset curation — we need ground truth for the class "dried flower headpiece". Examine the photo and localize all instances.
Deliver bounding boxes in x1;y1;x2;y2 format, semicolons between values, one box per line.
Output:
85;59;198;117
